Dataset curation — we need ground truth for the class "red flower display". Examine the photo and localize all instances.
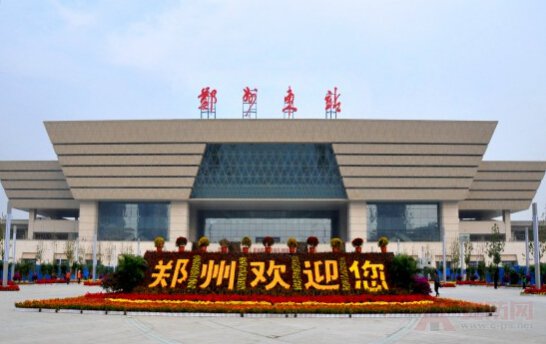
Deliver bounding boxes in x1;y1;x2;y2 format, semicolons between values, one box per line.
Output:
15;292;496;314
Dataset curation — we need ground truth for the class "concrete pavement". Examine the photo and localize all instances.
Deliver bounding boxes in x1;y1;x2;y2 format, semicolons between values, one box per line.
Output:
1;284;545;343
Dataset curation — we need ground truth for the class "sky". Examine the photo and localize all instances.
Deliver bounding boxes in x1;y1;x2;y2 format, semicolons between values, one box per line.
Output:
0;0;545;220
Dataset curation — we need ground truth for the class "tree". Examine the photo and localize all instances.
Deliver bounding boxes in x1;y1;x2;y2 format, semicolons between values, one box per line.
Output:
449;239;460;274
527;241;546;261
485;223;505;268
464;241;474;280
35;241;45;264
64;240;75;266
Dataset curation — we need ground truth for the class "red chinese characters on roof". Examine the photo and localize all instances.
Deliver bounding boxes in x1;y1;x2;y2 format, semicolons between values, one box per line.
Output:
282;86;297;118
325;87;341;119
198;87;217;119
242;87;258;118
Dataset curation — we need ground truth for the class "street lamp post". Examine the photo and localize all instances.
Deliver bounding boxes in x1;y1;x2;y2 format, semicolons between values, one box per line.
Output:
2;202;12;287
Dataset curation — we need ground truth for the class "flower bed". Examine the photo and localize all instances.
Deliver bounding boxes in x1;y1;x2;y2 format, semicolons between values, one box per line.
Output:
83;280;102;286
36;278;67;284
456;280;487;286
440;282;456;288
0;281;19;291
15;292;495;314
521;286;546;295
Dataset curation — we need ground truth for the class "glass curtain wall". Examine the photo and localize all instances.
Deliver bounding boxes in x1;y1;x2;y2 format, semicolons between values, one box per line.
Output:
198;210;338;244
367;203;440;242
191;144;346;198
98;202;170;241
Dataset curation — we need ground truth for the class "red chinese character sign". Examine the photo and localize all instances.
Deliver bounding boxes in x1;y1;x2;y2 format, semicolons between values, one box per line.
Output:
242;87;258;118
325;87;341;119
198;87;217;119
282;86;298;118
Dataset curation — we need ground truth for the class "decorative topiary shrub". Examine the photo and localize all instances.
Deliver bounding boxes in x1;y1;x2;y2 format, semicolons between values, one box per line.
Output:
175;236;188;247
219;238;230;247
330;237;343;249
287;237;298;248
198;236;210;247
241;236;252;247
351;238;364;247
102;254;148;293
262;236;274;247
377;236;389;247
154;236;165;248
306;236;319;247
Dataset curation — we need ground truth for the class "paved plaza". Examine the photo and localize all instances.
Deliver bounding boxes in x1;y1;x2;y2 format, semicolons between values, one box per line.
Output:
1;284;545;343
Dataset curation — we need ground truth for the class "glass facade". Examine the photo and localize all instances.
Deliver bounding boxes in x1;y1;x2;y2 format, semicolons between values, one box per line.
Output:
191;144;346;198
98;202;169;241
368;203;440;242
198;210;338;244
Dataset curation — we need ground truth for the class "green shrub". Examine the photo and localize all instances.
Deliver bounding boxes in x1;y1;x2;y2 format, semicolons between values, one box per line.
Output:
102;254;148;293
389;254;418;292
477;261;486;281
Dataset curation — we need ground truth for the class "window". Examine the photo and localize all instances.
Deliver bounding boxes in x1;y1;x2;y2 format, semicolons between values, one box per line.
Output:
191;144;346;198
33;232;78;240
368;203;440;242
98;202;169;241
469;234;506;242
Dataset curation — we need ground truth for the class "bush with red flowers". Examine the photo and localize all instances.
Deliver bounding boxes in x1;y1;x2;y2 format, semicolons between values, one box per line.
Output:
411;275;432;295
351;238;364;247
175;236;188;247
262;236;274;247
306;236;319;247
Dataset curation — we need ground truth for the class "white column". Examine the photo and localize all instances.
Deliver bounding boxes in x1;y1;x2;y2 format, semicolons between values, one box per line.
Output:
441;202;460;247
348;201;367;241
27;209;36;240
503;210;512;242
78;201;98;242
11;225;17;278
169;201;189;243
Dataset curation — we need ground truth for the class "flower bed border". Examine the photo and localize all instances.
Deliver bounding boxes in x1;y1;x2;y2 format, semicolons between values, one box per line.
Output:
15;292;495;315
521;286;546;295
456;281;487;286
440;282;456;288
83;280;102;286
0;284;20;291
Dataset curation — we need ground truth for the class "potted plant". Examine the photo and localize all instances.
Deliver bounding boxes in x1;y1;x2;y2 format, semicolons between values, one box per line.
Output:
219;238;230;253
330;237;343;253
306;236;319;254
154;236;165;253
175;236;188;253
352;237;364;253
262;236;274;254
241;236;252;254
198;236;210;253
378;236;389;253
287;237;298;254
